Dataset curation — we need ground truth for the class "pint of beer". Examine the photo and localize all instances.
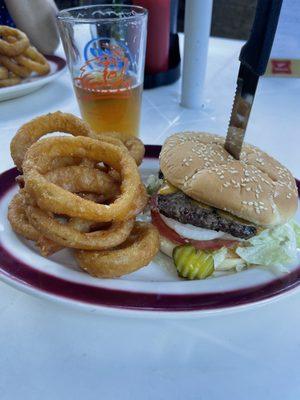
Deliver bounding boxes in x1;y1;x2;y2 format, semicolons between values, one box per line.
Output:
58;5;147;139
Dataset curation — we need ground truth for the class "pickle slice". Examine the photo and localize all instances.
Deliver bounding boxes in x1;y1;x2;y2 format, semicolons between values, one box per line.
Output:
173;245;214;280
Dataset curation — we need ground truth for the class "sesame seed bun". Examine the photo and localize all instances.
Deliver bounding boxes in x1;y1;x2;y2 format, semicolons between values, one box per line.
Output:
160;132;298;227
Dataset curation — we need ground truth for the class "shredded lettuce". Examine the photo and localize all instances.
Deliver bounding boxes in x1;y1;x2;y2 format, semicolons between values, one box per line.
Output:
212;221;300;271
213;247;227;270
213;247;247;271
213;247;228;269
236;222;298;266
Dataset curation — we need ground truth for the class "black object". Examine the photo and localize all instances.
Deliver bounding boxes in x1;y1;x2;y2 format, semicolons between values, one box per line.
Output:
170;0;179;33
225;0;283;159
143;0;180;89
239;0;283;76
144;32;181;89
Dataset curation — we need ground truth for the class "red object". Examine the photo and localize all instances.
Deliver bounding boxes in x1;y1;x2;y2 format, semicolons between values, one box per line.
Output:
151;208;237;250
134;0;170;74
271;60;292;74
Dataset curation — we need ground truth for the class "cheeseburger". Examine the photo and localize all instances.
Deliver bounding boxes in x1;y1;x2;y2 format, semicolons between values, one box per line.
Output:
150;132;299;279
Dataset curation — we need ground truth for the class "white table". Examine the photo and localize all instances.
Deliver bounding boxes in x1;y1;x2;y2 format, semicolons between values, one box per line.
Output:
1;38;300;400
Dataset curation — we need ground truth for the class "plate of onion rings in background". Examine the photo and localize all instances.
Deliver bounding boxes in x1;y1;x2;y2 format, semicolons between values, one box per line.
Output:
0;112;300;317
0;54;66;102
0;26;67;101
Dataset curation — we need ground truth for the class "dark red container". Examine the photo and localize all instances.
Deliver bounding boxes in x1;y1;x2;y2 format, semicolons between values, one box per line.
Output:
134;0;170;74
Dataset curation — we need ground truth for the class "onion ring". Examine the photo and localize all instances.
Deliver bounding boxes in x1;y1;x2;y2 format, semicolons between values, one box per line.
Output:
88;132;145;166
45;165;119;201
34;196;110;257
7;190;64;255
26;204;135;250
36;236;63;257
15;46;50;76
10;111;92;171
89;131;126;142
35;219;105;257
88;132;125;147
33;191;111;257
7;191;40;241
0;71;21;87
76;192;106;204
15;175;24;188
7;191;64;255
23;136;144;222
124;137;145;166
126;183;148;219
29;166;122;253
0;64;8;79
0;54;31;78
74;222;160;278
0;26;29;56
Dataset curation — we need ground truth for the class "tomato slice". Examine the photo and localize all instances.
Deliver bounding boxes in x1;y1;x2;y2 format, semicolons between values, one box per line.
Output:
151;207;237;250
151;208;187;245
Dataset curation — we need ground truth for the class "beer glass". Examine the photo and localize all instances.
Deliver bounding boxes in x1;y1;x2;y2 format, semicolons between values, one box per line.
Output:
57;5;147;139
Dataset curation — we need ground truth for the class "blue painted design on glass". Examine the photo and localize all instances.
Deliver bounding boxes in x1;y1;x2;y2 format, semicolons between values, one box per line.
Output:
83;36;133;73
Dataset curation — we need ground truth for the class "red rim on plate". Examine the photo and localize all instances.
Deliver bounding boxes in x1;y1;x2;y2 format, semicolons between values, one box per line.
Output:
46;55;67;74
0;145;299;313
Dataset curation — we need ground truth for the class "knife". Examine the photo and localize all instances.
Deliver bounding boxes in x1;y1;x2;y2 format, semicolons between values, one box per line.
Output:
225;0;283;160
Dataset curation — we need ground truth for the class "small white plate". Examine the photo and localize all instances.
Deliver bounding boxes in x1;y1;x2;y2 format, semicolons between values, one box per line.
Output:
0;55;67;102
0;145;299;317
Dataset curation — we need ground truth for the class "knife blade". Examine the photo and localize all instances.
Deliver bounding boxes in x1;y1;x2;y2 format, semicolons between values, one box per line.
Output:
225;0;283;159
225;64;258;159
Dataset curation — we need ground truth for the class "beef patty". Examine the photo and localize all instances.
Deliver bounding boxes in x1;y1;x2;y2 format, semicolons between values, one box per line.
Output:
157;192;257;239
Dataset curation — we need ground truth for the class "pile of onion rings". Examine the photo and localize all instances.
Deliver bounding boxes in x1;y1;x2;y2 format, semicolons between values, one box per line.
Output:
0;25;50;88
8;112;159;278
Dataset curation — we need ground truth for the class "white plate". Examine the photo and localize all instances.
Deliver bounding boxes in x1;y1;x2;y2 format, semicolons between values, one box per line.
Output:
0;55;67;102
0;145;299;317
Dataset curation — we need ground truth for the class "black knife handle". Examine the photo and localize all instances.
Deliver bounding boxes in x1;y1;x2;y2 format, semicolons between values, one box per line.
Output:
239;0;283;76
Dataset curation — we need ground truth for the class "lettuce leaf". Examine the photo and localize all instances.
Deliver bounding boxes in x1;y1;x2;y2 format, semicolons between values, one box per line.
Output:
236;223;298;266
213;247;247;271
146;175;163;196
212;247;228;269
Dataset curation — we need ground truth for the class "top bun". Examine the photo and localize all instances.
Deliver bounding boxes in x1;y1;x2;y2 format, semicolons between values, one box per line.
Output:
160;132;298;226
